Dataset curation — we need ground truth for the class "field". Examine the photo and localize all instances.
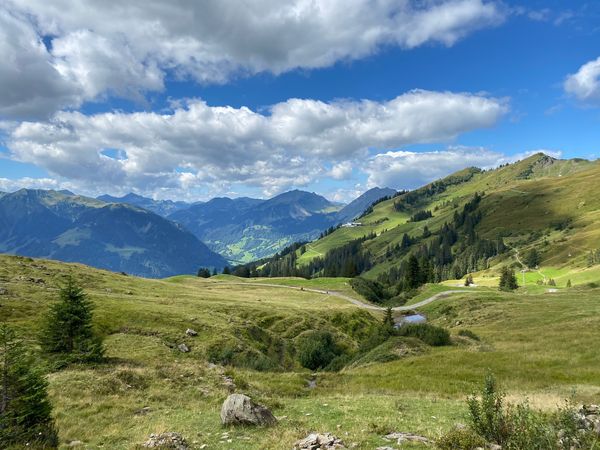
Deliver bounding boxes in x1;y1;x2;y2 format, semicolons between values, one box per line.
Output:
1;254;600;449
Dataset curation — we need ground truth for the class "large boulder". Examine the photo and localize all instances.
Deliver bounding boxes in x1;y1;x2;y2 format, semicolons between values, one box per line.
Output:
220;393;277;426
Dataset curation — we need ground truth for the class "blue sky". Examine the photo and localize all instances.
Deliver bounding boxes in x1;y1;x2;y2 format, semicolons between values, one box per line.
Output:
1;0;599;202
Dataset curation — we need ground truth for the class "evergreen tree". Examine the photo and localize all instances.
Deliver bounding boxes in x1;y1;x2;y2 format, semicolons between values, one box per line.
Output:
498;267;518;291
566;279;572;288
382;307;395;334
524;248;541;268
1;325;58;448
465;274;474;286
211;268;218;276
197;268;211;278
222;266;231;275
40;278;104;363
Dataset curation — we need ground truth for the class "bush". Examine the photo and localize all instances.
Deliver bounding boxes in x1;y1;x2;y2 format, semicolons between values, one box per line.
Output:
296;330;342;370
397;323;451;346
437;427;486;450
350;277;387;303
467;373;510;445
458;329;480;341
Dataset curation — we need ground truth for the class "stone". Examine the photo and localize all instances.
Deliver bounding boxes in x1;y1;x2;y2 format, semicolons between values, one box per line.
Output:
185;328;198;336
143;432;188;449
177;343;190;353
220;393;277;426
384;432;430;444
0;287;8;295
67;440;83;447
294;433;346;449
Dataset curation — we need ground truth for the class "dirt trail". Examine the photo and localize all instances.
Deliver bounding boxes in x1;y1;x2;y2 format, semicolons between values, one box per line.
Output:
223;282;472;312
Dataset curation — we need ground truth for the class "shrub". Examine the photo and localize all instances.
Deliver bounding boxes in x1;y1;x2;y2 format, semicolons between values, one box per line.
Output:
350;277;387;303
437;427;486;450
397;323;451;346
499;267;518;291
458;329;480;341
467;373;510;445
296;330;342;370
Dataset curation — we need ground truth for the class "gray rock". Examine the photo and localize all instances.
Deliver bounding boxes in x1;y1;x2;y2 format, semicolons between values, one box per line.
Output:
185;328;198;336
143;432;188;449
177;343;190;353
384;432;430;444
294;433;346;449
0;287;8;295
220;393;277;426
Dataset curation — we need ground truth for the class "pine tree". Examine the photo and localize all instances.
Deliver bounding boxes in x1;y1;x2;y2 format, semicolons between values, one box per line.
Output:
566;279;572;288
222;266;231;275
382;307;395;334
40;277;104;363
498;267;518;291
1;325;58;448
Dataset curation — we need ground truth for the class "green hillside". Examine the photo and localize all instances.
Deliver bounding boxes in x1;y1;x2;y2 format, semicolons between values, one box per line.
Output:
1;254;600;448
284;154;599;284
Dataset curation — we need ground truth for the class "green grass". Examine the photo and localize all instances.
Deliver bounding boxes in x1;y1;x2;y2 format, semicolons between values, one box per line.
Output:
2;254;600;449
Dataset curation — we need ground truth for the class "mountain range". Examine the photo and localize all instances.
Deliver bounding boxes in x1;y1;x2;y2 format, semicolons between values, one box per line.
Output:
101;187;396;263
0;186;395;276
0;189;226;278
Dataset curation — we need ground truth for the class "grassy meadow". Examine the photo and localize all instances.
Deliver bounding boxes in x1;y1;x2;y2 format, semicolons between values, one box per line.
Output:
1;253;600;449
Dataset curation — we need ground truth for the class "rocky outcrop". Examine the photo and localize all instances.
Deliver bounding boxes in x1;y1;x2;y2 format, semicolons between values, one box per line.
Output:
575;404;600;435
220;393;277;426
142;432;188;449
177;343;190;353
293;433;345;449
185;328;198;336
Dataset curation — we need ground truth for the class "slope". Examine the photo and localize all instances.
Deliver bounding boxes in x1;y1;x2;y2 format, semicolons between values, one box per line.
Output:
0;189;226;277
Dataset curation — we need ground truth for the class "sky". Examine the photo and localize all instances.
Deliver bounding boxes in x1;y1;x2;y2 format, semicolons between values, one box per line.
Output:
0;0;599;203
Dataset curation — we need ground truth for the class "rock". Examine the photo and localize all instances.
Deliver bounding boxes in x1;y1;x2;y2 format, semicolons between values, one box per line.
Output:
67;440;83;447
294;433;346;449
222;375;236;393
220;393;277;426
177;343;190;353
384;432;430;444
375;447;395;450
488;445;502;450
185;328;198;336
143;432;188;449
0;287;8;295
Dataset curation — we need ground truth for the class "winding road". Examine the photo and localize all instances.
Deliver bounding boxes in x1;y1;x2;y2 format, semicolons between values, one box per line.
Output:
222;281;472;312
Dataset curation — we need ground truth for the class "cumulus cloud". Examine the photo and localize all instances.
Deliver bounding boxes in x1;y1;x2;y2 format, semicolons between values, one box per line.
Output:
0;0;504;119
4;91;507;196
364;148;506;189
564;57;600;105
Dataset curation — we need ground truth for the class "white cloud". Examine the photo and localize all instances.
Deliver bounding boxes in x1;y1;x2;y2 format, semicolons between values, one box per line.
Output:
4;91;507;197
364;147;506;189
564;57;600;105
329;161;353;180
0;0;505;119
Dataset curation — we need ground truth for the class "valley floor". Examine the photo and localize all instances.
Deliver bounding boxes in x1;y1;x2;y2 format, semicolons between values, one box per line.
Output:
1;255;600;449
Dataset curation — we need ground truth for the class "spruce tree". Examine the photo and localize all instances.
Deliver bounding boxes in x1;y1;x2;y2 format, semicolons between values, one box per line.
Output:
1;325;58;448
498;267;518;291
382;307;395;335
40;277;104;364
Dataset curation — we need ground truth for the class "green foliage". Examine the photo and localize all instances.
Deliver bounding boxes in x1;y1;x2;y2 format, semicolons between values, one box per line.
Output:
464;274;474;286
467;373;511;445
566;279;572;288
523;248;541;268
397;323;451;346
409;210;433;222
458;329;480;341
349;277;387;303
0;325;58;449
39;277;104;364
461;375;599;450
197;268;211;278
436;427;486;450
382;307;394;334
295;330;342;371
499;267;518;291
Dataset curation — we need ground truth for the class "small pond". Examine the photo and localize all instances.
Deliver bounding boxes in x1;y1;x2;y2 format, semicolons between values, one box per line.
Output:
394;314;427;328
